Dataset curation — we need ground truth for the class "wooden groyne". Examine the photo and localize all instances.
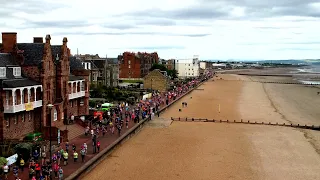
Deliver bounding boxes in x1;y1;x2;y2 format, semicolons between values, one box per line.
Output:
170;117;320;131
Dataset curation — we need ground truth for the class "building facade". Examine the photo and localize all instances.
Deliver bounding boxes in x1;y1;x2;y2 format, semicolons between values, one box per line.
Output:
118;52;159;79
79;55;119;87
0;32;89;140
106;58;119;87
175;55;200;78
143;69;169;92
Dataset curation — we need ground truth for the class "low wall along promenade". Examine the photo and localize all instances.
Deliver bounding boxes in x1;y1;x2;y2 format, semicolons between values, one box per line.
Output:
65;80;207;180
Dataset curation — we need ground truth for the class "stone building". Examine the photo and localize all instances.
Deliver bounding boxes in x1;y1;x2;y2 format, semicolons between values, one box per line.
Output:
118;52;159;79
0;32;89;141
106;58;119;87
143;69;169;92
79;55;119;87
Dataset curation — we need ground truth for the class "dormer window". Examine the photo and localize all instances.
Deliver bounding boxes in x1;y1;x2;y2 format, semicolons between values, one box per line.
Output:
0;67;6;77
13;67;21;77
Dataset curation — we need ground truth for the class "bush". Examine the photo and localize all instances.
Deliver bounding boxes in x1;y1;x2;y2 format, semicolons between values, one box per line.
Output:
0;157;8;166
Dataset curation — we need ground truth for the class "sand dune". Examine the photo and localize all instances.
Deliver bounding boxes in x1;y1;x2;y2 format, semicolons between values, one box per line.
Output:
83;74;320;180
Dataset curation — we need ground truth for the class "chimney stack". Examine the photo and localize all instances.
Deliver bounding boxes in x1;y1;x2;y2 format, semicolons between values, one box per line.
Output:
33;37;43;43
2;32;17;53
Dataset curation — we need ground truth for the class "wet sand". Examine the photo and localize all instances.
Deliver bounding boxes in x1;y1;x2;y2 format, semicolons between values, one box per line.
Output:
83;74;320;180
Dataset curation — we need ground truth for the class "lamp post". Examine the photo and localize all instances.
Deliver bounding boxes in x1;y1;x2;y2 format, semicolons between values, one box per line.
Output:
47;103;54;162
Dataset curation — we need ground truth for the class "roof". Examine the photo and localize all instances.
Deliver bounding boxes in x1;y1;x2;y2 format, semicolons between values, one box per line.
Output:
145;69;168;79
0;53;19;67
107;58;118;64
2;78;41;88
51;45;62;59
69;56;85;71
17;43;44;65
91;59;106;69
69;75;84;81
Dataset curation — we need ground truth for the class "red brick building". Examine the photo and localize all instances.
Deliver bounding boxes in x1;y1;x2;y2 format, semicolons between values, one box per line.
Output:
0;32;89;141
118;52;159;79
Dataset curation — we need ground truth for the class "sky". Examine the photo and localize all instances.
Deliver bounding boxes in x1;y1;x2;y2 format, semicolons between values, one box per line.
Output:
0;0;320;60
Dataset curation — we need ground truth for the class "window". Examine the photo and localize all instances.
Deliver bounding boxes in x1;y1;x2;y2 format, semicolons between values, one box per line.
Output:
80;81;85;91
70;101;73;107
5;117;9;127
0;67;6;77
128;65;131;68
28;112;31;122
13;67;21;76
21;114;25;122
80;98;84;106
53;108;57;121
88;63;91;70
128;60;131;64
14;115;17;124
5;91;9;106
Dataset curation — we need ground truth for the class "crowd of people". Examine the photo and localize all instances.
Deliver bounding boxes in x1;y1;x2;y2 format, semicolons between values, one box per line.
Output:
3;72;213;180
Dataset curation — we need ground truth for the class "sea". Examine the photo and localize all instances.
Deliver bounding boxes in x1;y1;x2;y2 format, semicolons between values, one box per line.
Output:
292;64;320;85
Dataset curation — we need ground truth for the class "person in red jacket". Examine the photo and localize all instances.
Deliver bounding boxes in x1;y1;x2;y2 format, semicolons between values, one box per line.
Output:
97;141;101;152
35;162;41;178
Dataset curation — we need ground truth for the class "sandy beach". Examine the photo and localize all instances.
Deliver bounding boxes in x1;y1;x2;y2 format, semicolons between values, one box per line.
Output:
83;73;320;180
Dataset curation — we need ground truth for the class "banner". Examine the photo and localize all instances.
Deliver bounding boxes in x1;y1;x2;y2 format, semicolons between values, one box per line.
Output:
25;102;34;111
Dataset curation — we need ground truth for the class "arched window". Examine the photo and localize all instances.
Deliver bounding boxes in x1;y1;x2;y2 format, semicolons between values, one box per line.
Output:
53;108;57;121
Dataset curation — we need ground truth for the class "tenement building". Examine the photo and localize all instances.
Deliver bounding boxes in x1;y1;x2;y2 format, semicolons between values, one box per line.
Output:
79;55;119;87
0;32;89;141
118;52;159;79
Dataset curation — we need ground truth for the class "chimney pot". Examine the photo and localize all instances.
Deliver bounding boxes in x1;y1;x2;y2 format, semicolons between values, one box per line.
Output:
63;37;68;43
33;37;43;43
45;34;51;41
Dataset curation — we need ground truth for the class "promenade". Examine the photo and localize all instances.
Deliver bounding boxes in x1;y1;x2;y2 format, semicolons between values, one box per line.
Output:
6;74;211;180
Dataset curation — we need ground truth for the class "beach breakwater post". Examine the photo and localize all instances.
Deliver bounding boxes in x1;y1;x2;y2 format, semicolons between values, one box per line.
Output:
65;79;209;180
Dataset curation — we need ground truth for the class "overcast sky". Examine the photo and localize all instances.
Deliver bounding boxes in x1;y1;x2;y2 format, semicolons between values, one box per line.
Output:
1;0;320;60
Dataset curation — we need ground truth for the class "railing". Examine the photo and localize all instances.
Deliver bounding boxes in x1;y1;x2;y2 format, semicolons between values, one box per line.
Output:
4;100;43;113
68;91;85;100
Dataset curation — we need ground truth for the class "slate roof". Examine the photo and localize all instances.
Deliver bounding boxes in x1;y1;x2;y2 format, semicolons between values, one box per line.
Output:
69;56;85;71
2;78;41;88
69;75;84;81
51;45;62;59
91;59;106;69
107;58;118;64
0;53;19;67
17;43;44;65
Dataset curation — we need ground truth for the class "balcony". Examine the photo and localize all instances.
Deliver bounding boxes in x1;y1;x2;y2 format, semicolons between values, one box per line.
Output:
4;100;43;113
68;91;85;100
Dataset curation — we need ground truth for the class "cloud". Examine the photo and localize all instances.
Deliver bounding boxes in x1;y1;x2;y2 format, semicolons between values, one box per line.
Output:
1;0;320;60
124;0;320;20
0;0;66;17
123;6;230;20
52;31;211;37
110;46;185;50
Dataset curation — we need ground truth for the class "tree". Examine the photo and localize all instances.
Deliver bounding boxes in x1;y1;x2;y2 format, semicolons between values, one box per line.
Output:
150;64;167;71
167;69;178;78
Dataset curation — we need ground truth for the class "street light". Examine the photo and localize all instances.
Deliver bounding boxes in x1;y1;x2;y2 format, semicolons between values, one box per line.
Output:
47;103;54;162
